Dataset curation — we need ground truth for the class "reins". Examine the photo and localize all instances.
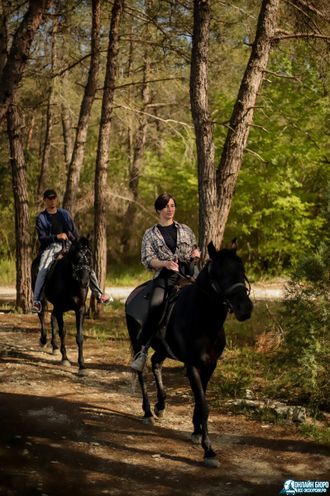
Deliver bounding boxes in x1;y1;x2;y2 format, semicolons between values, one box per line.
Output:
193;261;251;312
71;246;93;281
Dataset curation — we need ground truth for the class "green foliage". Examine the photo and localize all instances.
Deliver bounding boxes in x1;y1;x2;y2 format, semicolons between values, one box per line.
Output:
277;235;330;408
224;43;330;275
0;258;16;285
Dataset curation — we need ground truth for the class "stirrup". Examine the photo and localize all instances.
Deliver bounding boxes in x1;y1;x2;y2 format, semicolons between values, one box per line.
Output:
131;349;148;373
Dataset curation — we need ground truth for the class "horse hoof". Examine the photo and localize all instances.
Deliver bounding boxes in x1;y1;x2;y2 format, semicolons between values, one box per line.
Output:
143;416;155;425
39;340;47;348
154;407;165;418
78;368;89;377
52;349;60;356
203;457;220;468
191;434;202;444
61;360;71;367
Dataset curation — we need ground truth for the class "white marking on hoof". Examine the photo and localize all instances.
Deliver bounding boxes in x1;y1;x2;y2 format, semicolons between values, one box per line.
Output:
61;360;71;367
191;434;202;444
78;368;89;377
143;416;155;425
203;458;220;468
154;407;165;418
52;349;60;356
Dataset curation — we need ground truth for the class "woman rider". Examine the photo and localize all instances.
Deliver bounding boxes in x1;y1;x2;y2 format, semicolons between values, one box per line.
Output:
131;193;201;372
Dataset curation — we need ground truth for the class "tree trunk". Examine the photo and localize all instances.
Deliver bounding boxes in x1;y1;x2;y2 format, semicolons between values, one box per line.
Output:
215;0;280;246
37;17;58;198
190;0;216;260
0;0;8;74
190;0;280;256
7;103;32;313
63;0;101;214
93;0;124;315
60;73;74;170
121;58;150;253
0;0;49;122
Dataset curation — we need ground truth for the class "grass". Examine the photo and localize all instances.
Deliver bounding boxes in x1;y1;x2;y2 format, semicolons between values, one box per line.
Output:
0;258;16;285
0;257;149;287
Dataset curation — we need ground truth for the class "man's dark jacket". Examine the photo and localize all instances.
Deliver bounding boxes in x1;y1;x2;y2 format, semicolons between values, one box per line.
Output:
36;208;79;252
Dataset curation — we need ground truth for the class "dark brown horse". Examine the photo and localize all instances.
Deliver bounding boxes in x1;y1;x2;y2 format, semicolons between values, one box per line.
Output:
32;237;92;375
126;242;253;467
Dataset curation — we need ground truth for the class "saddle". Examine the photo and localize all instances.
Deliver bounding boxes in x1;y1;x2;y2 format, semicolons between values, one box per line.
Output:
31;248;68;293
125;279;191;359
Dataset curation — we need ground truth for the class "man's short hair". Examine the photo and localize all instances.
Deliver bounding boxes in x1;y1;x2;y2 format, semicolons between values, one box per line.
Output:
43;189;57;199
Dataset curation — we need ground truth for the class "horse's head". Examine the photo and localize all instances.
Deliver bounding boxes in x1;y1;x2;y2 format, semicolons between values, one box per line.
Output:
206;241;253;321
69;237;93;288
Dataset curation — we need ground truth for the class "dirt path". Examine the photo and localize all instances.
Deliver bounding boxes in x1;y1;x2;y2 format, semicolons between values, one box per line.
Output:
0;313;328;496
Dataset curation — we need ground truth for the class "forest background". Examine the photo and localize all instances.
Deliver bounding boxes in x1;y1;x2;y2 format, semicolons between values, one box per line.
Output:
0;0;329;293
0;0;329;435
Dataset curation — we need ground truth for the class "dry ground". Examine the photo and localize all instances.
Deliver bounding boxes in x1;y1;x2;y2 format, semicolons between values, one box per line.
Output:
0;312;328;496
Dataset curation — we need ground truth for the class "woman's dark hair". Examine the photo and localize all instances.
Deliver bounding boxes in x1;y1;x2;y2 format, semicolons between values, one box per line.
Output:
154;193;176;212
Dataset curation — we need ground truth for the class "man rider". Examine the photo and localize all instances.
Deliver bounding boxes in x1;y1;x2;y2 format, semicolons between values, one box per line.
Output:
31;189;110;313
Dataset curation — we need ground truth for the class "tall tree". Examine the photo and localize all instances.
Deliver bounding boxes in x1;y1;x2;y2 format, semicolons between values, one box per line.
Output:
94;0;124;312
190;0;280;257
215;0;280;247
0;0;50;122
190;0;216;259
7;102;32;312
121;8;151;252
37;16;58;197
63;0;101;214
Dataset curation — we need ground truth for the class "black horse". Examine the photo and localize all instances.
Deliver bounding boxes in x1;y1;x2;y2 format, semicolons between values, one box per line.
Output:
126;242;253;467
32;237;93;375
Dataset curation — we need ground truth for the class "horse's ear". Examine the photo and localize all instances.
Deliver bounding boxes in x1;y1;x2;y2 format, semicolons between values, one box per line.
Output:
207;241;217;260
80;236;89;247
231;238;238;252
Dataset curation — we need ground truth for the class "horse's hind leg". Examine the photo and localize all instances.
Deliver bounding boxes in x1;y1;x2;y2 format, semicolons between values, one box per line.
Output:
55;311;71;367
50;311;59;355
151;351;167;418
186;364;219;468
38;305;47;347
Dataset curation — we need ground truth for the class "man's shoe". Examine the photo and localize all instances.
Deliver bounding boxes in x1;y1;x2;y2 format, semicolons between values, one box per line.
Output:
31;301;42;314
131;350;148;373
97;294;113;304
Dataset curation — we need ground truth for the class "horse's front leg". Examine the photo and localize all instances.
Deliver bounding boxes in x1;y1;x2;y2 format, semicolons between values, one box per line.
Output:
186;364;219;468
55;310;71;367
151;351;167;418
75;305;86;374
38;302;47;347
137;371;154;424
50;310;59;355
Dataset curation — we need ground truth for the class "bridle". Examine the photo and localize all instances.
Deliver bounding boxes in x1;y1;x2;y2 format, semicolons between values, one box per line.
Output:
71;246;92;282
206;261;251;311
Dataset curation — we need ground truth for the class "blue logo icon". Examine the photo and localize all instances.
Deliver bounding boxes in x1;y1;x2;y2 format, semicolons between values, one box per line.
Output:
280;480;329;495
280;480;296;495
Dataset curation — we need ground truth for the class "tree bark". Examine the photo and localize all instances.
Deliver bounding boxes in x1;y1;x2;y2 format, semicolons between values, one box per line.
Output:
63;0;101;214
7;103;32;313
190;0;216;260
215;0;280;246
37;17;58;198
0;0;50;122
0;0;8;74
190;0;280;256
60;73;74;171
93;0;124;314
121;57;150;253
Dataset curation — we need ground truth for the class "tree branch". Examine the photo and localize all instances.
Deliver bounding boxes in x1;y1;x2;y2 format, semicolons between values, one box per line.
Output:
274;30;330;41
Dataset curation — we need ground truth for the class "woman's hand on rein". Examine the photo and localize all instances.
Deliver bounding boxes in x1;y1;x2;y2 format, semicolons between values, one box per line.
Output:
163;260;179;271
